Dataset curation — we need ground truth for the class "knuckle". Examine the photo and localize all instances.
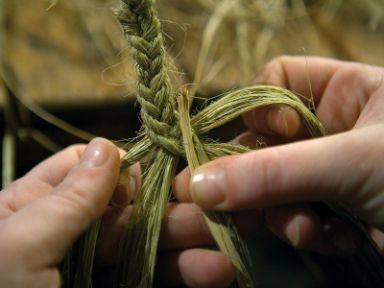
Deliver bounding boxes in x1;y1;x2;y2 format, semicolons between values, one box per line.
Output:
258;148;283;194
54;181;97;224
63;144;88;160
262;56;290;86
66;143;87;153
236;148;283;207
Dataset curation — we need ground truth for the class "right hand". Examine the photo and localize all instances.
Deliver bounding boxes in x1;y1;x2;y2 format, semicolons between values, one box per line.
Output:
174;56;384;256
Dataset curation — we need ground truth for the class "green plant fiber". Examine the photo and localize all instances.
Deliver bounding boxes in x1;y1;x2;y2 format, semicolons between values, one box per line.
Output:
61;0;384;287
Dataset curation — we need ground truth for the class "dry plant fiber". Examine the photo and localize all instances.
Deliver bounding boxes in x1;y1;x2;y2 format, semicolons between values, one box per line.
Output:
60;0;384;287
114;0;324;287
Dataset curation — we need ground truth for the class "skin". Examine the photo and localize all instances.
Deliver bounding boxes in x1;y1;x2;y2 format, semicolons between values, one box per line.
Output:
0;138;233;288
173;56;384;282
2;56;383;287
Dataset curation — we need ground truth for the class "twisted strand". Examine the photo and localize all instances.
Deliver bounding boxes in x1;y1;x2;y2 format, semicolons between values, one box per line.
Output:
117;1;180;154
65;1;384;288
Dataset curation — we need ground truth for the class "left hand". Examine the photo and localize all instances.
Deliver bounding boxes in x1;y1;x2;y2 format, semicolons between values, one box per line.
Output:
0;138;121;287
0;138;235;288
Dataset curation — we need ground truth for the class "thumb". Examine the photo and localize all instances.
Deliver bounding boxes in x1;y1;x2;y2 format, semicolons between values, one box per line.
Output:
9;138;121;264
189;126;383;225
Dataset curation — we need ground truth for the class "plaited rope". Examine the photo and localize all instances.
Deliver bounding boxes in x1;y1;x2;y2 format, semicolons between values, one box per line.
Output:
118;0;183;155
115;1;326;287
65;1;384;287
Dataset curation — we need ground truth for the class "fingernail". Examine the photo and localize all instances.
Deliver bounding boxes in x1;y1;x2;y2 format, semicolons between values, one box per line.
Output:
286;217;300;247
267;106;289;136
114;172;136;206
267;106;301;138
80;138;110;167
233;131;267;149
190;167;226;208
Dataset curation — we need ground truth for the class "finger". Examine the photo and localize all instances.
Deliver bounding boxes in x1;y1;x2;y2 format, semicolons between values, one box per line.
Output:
240;56;342;139
96;205;132;265
0;145;129;219
265;204;356;255
173;167;192;202
265;204;321;249
186;126;384;226
255;56;384;133
25;144;87;187
255;56;341;105
26;144;126;188
156;249;235;287
97;203;213;265
0;177;53;219
232;130;299;149
161;205;261;249
160;203;213;250
173;130;297;204
97;202;262;265
173;128;305;205
242;105;302;138
368;227;384;256
0;145;89;216
5;138;121;266
112;162;141;207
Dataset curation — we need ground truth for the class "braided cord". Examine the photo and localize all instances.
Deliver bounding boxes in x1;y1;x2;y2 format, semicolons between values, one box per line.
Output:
118;0;182;154
62;1;384;288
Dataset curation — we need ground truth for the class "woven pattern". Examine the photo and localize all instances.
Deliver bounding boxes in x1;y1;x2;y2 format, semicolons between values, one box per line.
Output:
118;0;182;155
115;1;326;288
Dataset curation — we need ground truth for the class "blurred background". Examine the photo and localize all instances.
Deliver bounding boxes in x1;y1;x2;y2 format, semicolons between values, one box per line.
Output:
1;0;383;286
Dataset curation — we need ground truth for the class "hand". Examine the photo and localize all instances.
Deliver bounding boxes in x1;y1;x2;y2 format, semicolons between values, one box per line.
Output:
0;138;120;286
0;138;234;288
174;56;384;256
